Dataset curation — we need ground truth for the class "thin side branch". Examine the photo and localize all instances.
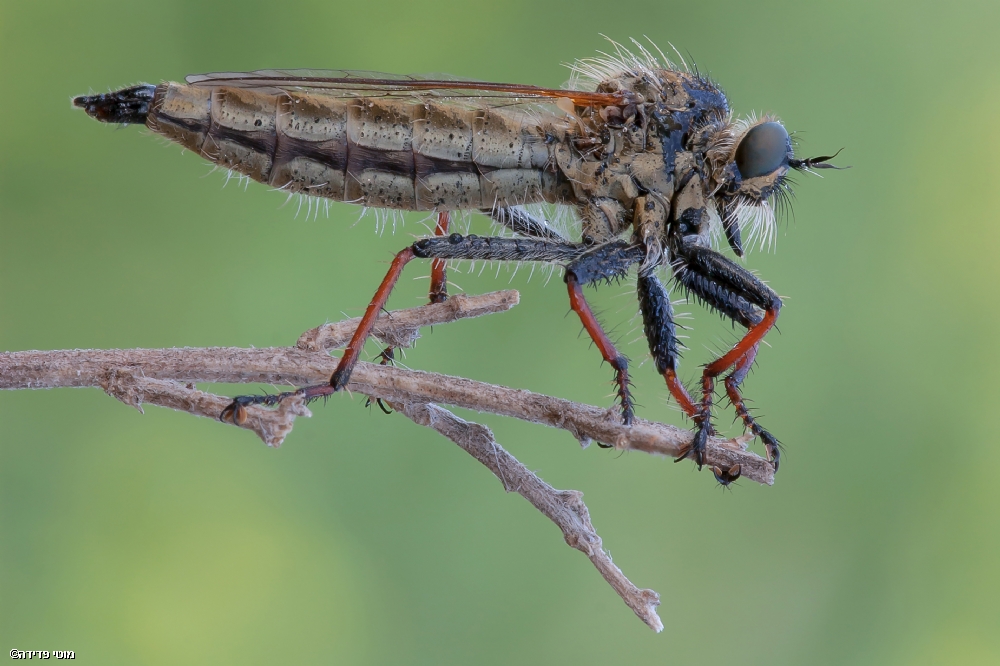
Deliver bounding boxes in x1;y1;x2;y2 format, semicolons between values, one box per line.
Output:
401;402;662;632
100;369;311;446
296;290;519;351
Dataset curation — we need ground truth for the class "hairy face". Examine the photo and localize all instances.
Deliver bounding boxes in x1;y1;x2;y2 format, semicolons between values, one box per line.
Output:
723;119;794;254
708;115;842;256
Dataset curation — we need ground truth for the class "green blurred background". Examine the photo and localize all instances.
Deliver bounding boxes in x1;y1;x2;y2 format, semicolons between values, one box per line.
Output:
2;0;998;663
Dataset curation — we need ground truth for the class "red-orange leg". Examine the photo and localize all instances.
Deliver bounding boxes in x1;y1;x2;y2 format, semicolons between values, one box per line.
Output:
704;308;779;378
566;275;633;425
327;247;415;389
664;368;699;419
219;249;414;420
428;212;450;304
371;212;451;397
723;344;781;470
669;239;785;471
284;247;418;403
683;305;780;468
221;233;617;422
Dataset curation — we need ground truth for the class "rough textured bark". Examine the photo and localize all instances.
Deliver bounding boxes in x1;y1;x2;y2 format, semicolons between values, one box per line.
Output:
0;290;778;631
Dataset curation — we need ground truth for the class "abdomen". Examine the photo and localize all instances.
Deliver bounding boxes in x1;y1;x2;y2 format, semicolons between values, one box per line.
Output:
147;83;576;210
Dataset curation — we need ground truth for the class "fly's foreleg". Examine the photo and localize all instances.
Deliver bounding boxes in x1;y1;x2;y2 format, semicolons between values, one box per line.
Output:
672;240;782;469
723;344;781;470
221;234;587;422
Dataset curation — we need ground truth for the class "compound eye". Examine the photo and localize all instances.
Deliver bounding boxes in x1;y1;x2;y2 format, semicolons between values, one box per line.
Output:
735;121;790;179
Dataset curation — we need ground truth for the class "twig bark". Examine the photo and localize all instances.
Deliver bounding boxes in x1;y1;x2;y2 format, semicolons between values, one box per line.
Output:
296;290;520;351
100;369;311;446
0;346;773;483
401;402;662;632
0;290;777;630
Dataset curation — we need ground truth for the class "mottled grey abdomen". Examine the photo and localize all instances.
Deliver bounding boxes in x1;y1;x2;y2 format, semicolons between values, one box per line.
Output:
146;83;577;211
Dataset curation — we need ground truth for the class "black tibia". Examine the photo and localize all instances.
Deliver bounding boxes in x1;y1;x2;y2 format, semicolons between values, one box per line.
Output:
489;207;568;241
73;85;156;125
637;272;680;375
671;239;782;471
413;234;584;263
564;242;646;426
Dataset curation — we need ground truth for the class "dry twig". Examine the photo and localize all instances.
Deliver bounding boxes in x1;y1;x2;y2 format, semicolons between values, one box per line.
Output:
402;402;662;631
0;290;776;631
296;289;520;351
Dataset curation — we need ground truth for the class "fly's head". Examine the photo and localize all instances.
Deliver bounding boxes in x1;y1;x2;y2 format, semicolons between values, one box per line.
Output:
705;116;843;256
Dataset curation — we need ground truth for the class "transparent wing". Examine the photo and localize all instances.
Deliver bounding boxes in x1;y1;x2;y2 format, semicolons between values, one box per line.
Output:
185;69;622;107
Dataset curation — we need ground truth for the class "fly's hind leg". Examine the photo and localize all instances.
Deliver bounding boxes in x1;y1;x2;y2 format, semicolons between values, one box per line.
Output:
365;347;397;414
364;211;453;413
222;234;591;422
671;239;782;470
369;207;563;410
221;245;419;423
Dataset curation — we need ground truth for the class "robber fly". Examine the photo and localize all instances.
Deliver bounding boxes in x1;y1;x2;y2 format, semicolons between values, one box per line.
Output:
73;39;840;472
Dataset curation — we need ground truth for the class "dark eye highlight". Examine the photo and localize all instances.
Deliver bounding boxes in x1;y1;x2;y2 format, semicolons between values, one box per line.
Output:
735;121;790;179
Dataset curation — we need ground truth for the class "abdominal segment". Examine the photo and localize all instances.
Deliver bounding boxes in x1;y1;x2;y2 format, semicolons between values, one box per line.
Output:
146;82;575;210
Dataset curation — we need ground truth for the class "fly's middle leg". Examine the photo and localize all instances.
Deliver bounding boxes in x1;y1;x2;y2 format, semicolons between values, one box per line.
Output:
566;275;633;426
562;242;647;426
